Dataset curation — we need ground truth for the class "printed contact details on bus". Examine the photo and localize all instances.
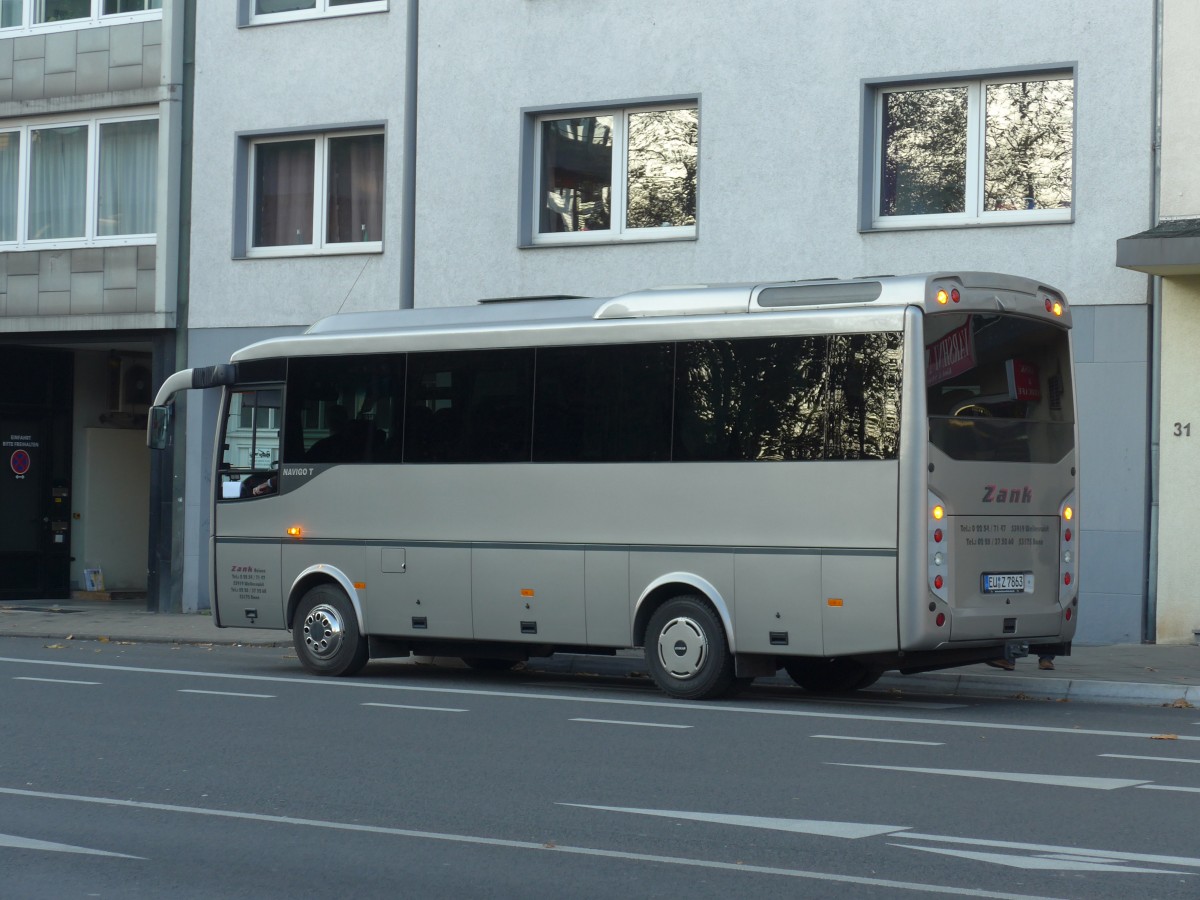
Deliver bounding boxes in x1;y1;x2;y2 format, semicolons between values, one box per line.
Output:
959;522;1049;547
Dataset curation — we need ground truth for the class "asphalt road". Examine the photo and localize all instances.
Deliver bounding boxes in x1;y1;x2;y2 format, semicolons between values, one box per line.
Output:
2;635;1199;899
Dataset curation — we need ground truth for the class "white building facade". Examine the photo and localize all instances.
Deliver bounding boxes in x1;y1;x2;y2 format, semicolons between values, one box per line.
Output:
0;1;185;607
184;0;1161;644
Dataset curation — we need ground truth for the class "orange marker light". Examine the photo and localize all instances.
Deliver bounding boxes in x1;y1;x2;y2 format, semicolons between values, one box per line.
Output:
936;289;949;305
1062;506;1074;521
827;598;844;607
520;589;535;598
1052;301;1064;317
932;505;945;521
286;525;303;537
353;582;366;590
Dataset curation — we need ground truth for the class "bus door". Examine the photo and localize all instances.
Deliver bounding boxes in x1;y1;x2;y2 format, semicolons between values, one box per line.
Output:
212;385;286;629
924;311;1077;642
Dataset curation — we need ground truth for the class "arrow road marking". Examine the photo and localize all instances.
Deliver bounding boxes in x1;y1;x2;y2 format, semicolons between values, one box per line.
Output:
829;763;1150;790
559;804;908;838
813;734;944;746
894;843;1186;875
0;832;142;859
1101;753;1200;765
565;804;1200;876
0;786;1059;899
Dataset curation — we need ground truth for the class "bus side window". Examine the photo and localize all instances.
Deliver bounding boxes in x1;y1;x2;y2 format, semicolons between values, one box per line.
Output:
220;387;281;500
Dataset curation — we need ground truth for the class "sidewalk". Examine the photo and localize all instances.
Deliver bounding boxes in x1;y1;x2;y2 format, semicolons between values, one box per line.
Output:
2;599;1198;707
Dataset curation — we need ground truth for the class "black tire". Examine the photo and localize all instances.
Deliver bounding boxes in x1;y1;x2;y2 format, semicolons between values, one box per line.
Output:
784;658;878;693
644;595;735;700
292;584;369;677
461;657;519;671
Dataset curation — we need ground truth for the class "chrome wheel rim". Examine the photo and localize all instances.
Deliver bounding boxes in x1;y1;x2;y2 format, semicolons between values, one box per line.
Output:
656;616;708;679
301;603;345;661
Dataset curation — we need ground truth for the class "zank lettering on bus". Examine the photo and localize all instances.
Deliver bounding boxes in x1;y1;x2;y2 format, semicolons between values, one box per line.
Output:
982;485;1033;503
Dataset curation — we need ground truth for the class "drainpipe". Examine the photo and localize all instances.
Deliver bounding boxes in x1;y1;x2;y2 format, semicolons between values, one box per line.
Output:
1143;0;1164;642
399;0;418;309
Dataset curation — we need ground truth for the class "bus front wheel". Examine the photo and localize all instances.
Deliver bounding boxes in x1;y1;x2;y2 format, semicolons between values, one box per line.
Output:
645;596;736;700
292;584;369;677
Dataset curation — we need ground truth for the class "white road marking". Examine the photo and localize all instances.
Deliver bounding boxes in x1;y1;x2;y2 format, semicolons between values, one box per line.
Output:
362;703;466;713
1101;753;1200;765
0;832;142;859
178;689;274;699
897;831;1200;869
559;804;907;838
14;677;101;685
570;718;691;729
0;786;1060;900
895;843;1184;875
813;735;944;746
1136;783;1200;794
0;655;1196;743
830;763;1150;790
564;803;1200;874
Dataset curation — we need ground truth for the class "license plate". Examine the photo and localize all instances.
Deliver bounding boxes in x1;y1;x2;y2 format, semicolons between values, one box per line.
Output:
981;572;1033;594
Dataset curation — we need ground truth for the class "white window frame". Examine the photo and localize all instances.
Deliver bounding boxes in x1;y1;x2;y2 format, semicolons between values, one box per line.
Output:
245;129;384;259
530;103;698;247
0;1;161;35
0;109;158;251
869;72;1074;230
247;0;387;27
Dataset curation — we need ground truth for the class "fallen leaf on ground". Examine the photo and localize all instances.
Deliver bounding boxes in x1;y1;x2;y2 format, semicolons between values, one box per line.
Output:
1151;733;1179;740
1166;698;1195;709
44;643;66;650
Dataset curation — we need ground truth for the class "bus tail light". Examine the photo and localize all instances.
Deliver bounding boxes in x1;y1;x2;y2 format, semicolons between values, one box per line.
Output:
928;491;949;603
1058;494;1078;606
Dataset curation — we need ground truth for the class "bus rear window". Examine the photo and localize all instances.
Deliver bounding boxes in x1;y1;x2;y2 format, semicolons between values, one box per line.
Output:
926;313;1074;463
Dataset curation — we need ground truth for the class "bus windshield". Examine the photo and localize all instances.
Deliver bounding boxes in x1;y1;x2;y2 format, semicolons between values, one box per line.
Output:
926;312;1074;464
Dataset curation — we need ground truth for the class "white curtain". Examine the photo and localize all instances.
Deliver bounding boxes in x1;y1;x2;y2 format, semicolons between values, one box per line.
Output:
36;0;89;24
326;133;383;243
253;139;315;247
1;0;22;28
0;131;17;242
98;119;158;236
28;125;86;241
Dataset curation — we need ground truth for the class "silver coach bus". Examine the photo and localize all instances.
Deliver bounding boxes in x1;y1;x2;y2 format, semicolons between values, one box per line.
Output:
149;272;1079;700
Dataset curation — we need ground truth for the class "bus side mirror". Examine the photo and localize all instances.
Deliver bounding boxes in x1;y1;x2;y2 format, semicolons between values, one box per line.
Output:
147;405;172;450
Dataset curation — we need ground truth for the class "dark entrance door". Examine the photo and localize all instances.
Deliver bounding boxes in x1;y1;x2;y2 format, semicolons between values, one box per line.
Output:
0;348;73;599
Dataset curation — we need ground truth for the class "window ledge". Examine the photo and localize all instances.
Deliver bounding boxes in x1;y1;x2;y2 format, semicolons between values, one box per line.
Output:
523;231;698;250
239;244;383;260
861;214;1074;234
245;2;388;27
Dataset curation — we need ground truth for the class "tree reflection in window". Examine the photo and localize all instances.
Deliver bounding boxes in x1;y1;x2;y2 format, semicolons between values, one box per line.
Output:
626;108;698;229
983;79;1073;211
675;335;902;462
881;87;968;216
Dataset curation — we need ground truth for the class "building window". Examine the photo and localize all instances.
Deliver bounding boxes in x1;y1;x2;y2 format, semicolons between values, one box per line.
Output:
249;0;386;26
248;130;384;256
868;71;1073;229
0;112;157;250
530;103;698;245
0;0;160;31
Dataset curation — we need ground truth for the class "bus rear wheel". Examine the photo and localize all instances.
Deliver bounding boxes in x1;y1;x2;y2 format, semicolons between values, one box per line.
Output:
292;584;369;677
645;595;736;700
784;658;879;693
